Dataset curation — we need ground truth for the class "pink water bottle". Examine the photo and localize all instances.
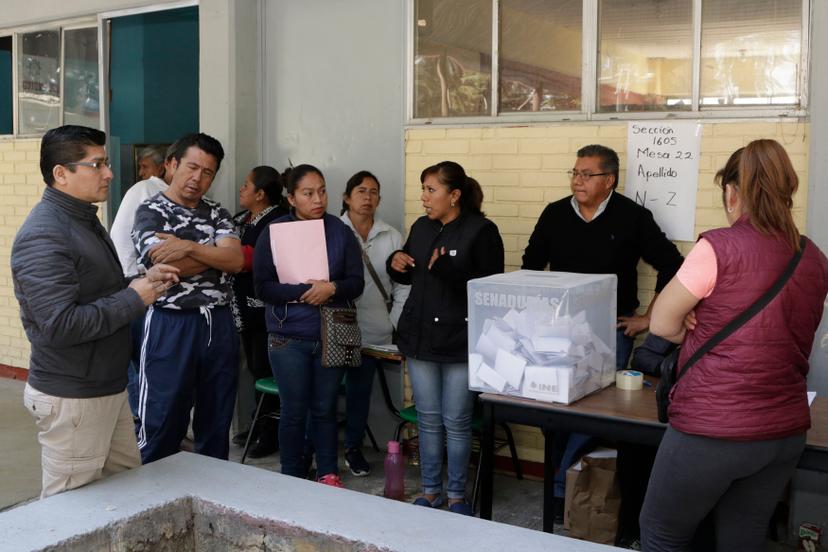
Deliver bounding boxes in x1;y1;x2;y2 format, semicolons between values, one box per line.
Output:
384;440;405;500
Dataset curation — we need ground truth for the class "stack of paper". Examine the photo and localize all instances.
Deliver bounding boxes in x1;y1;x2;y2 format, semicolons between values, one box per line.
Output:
468;305;615;404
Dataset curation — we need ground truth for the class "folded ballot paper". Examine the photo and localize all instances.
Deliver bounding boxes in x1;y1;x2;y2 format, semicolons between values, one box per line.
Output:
467;271;617;404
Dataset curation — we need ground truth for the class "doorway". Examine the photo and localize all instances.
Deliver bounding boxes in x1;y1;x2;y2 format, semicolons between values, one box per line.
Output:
103;5;199;220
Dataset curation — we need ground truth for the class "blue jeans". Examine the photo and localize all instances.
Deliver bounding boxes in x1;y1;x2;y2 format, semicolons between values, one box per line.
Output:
616;323;635;372
407;358;475;500
344;354;378;450
126;315;145;418
269;335;344;478
552;322;636;496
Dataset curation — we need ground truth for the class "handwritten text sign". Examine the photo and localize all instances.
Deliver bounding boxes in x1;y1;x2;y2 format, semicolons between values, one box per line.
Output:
625;122;702;242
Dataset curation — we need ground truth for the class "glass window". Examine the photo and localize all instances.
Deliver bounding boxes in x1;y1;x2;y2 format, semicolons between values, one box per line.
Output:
499;0;582;113
0;36;12;135
414;0;492;118
701;0;801;107
597;0;693;113
17;30;61;135
63;27;100;128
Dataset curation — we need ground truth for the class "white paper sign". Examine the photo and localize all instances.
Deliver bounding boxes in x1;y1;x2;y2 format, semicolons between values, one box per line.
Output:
625;122;702;242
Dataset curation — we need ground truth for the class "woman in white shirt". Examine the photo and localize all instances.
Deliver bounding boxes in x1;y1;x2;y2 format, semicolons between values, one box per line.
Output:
338;171;409;476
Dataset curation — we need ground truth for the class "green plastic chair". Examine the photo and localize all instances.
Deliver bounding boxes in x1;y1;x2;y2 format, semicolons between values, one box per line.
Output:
241;377;281;464
241;376;380;464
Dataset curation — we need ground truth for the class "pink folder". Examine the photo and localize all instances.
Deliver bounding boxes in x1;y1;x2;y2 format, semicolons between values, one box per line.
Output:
268;219;329;284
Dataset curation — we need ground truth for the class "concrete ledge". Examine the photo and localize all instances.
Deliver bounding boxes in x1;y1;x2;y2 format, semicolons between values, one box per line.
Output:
0;452;619;551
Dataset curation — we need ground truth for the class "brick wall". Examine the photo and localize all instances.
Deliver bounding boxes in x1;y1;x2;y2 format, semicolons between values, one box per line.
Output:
0;139;42;370
404;121;809;462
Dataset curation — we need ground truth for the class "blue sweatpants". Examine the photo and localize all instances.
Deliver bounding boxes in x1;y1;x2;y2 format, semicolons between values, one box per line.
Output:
137;305;239;464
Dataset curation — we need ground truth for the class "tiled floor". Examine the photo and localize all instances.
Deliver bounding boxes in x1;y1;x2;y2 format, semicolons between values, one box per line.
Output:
228;433;546;532
0;376;797;550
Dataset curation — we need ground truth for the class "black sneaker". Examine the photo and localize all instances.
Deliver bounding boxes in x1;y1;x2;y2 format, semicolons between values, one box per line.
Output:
552;496;565;525
344;447;371;477
232;430;250;447
247;433;279;458
300;452;316;480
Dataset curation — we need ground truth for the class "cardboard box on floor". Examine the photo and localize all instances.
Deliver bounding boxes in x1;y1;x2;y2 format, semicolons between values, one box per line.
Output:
564;448;619;544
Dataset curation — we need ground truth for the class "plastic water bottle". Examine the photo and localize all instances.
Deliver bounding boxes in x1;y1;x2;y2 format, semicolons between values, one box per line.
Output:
384;440;405;500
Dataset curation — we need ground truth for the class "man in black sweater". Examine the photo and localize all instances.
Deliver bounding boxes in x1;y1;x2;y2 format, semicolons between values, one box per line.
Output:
522;143;683;369
521;144;683;541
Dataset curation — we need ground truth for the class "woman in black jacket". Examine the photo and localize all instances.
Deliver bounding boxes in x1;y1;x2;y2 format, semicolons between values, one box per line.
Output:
388;160;504;515
231;166;288;457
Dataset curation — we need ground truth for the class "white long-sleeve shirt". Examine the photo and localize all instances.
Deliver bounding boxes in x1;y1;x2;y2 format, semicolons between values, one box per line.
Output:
340;213;410;346
109;176;167;276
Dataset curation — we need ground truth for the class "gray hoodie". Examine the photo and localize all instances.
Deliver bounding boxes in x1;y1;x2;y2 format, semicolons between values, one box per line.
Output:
11;186;146;398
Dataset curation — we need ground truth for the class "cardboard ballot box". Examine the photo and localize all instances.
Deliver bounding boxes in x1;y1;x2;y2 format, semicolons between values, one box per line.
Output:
467;270;617;404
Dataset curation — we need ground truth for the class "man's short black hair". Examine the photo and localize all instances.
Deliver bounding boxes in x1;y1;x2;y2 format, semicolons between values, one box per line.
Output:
172;133;225;173
577;144;620;189
40;125;106;186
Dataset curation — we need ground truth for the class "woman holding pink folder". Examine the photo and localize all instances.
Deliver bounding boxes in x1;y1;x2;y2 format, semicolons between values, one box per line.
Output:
388;160;504;515
253;164;364;489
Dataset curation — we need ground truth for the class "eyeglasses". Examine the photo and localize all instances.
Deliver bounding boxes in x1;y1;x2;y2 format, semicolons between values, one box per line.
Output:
64;159;111;171
567;169;611;180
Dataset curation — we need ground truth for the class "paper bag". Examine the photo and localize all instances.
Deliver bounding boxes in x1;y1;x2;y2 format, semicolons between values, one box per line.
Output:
567;454;621;544
564;465;578;530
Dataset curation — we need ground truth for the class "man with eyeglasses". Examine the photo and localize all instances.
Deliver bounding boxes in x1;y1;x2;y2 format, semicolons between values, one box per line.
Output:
10;125;179;498
131;133;243;465
522;144;683;539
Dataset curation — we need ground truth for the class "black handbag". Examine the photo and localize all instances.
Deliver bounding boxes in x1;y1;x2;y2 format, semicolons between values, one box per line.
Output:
320;303;363;368
632;334;678;377
656;237;806;423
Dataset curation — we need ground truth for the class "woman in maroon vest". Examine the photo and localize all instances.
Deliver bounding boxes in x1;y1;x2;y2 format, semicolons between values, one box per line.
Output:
640;139;828;551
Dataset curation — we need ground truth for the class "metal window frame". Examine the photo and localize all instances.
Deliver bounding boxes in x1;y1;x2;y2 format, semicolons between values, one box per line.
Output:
491;0;499;117
405;0;811;126
61;22;99;131
12;25;66;138
0;17;101;138
2;25;104;210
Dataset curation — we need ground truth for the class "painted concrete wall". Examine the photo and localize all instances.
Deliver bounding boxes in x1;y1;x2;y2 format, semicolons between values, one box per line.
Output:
805;1;828;395
262;0;406;230
809;0;828;252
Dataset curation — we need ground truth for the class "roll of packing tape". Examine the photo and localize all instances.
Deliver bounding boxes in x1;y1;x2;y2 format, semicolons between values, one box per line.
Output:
616;369;644;391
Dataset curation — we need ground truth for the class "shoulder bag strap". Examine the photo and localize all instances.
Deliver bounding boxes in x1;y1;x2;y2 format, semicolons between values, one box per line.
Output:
361;248;393;312
676;235;807;382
